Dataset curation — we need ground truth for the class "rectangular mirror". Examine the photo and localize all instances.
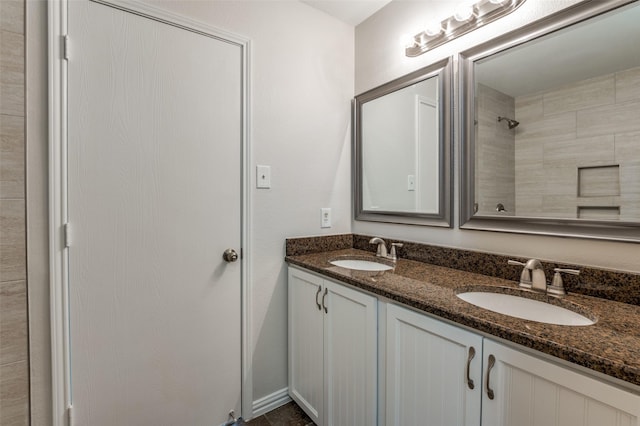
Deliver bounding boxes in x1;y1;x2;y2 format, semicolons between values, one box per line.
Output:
460;0;640;242
354;58;452;226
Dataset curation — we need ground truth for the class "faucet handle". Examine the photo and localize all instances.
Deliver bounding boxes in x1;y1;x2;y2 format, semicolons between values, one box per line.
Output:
389;243;403;261
508;259;532;289
548;268;580;297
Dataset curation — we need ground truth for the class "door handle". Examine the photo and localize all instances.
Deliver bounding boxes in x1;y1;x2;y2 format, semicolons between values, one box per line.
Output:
222;248;239;263
466;346;476;390
486;354;496;400
321;288;328;313
315;286;322;311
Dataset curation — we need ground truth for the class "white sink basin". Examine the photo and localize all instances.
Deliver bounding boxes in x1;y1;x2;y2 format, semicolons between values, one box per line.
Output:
457;292;595;326
329;259;393;272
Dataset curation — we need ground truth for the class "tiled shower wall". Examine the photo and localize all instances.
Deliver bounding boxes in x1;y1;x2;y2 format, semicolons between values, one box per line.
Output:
514;66;640;219
475;83;516;215
1;0;30;424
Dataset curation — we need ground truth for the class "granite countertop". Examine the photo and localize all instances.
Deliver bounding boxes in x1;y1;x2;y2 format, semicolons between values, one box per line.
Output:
286;248;640;389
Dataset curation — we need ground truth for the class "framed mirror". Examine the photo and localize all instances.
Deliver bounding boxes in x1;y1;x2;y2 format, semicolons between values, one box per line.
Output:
354;58;452;227
460;0;640;242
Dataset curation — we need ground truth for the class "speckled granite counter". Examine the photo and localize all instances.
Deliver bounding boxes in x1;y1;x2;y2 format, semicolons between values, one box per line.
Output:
286;247;640;389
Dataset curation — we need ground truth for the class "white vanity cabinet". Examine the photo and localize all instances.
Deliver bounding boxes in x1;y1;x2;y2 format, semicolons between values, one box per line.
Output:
385;303;483;426
384;304;640;426
482;339;640;426
288;267;377;426
288;266;640;426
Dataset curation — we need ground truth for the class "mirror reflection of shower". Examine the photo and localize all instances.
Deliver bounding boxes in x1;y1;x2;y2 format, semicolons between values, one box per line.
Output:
497;116;519;129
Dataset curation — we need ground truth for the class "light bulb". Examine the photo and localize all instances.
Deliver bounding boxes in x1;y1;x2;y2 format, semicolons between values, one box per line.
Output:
454;3;474;21
400;33;416;49
425;19;443;36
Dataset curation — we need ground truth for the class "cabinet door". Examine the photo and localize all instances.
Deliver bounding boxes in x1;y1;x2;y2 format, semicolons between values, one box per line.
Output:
386;304;482;426
324;281;377;426
288;268;325;425
482;339;640;426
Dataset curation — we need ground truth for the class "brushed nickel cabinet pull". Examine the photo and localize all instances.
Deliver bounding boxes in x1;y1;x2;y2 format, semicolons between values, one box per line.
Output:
315;286;322;311
486;354;496;400
322;288;328;313
466;346;476;390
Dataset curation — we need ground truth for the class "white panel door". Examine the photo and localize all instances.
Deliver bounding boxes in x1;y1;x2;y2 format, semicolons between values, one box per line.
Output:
288;268;325;425
386;304;482;426
67;1;243;424
482;340;640;426
324;280;377;426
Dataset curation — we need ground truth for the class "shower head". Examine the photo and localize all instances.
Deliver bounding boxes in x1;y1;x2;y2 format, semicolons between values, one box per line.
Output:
497;116;520;129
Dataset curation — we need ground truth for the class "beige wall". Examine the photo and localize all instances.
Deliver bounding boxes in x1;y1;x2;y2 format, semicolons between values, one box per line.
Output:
354;0;640;274
514;66;640;219
1;0;30;424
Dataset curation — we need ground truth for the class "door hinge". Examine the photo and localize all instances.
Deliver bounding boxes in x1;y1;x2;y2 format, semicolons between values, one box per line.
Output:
63;35;70;61
67;404;74;426
64;223;71;248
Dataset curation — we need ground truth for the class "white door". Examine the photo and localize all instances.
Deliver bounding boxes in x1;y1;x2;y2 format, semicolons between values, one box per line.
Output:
67;1;244;424
385;304;482;426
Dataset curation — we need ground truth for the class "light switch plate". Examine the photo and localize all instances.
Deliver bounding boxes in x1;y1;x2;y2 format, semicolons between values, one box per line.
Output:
408;174;415;191
257;165;271;188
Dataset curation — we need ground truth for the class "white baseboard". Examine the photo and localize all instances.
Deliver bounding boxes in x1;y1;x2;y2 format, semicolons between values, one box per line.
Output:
251;387;291;418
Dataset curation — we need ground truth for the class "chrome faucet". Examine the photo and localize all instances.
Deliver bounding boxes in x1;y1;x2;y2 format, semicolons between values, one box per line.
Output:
369;237;403;262
508;258;546;292
509;259;580;297
369;237;388;257
525;259;547;292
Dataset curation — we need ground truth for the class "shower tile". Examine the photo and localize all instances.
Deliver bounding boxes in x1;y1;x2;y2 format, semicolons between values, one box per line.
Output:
614;131;640;160
0;281;28;365
543;74;614;115
616;66;640;103
0;0;23;34
0;360;29;426
543;135;614;167
577;100;640;137
0;30;24;117
515;93;543;121
0;114;24;199
0;199;26;282
516;111;576;143
542;194;578;217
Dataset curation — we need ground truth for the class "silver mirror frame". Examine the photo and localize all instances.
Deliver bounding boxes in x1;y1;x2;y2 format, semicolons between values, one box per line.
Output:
459;0;640;243
353;57;453;227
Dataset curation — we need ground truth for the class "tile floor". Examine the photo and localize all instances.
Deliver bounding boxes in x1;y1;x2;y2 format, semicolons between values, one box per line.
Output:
245;401;314;426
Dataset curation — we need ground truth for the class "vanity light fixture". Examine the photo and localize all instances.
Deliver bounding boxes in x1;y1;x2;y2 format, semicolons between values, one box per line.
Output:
405;0;527;57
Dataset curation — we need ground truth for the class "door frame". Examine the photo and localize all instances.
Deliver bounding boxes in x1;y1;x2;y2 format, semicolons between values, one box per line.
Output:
48;1;252;424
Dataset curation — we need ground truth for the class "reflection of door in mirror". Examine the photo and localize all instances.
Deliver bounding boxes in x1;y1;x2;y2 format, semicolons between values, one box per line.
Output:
362;77;439;213
416;95;439;213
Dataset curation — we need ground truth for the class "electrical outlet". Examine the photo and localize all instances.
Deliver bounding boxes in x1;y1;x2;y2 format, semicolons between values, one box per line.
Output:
321;208;332;228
